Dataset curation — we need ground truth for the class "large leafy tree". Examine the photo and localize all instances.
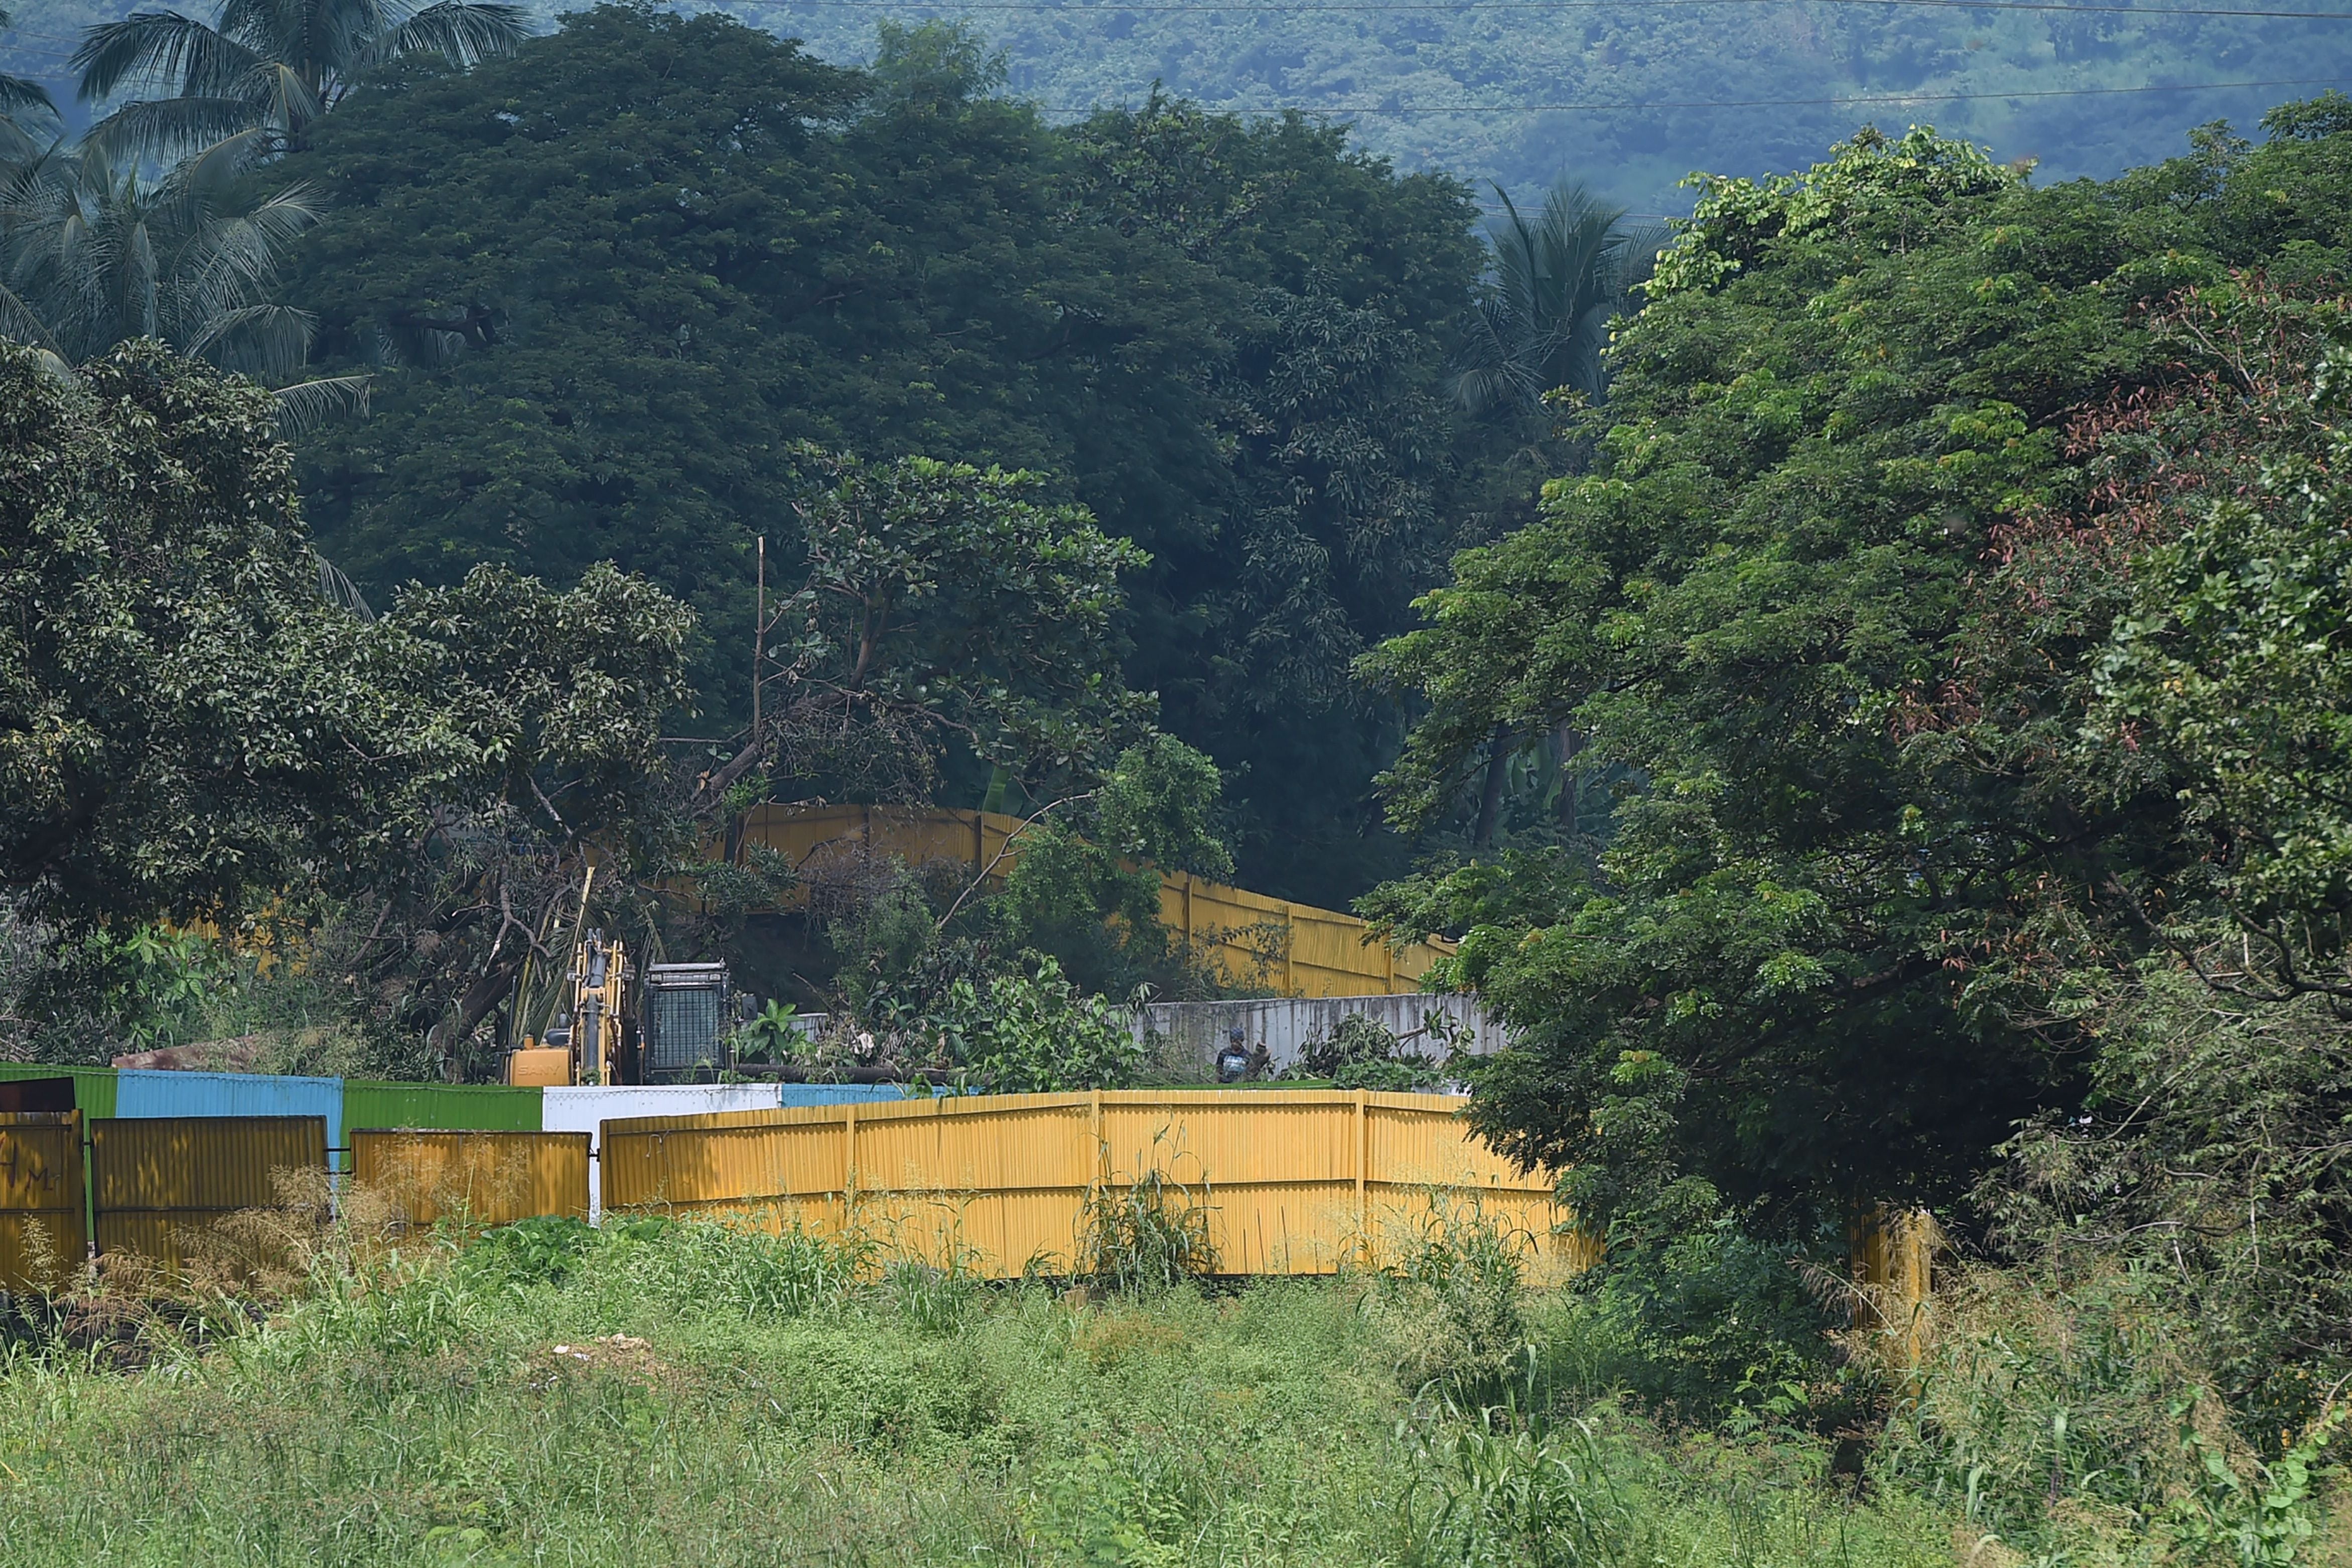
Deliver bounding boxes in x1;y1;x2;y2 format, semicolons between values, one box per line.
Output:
716;448;1154;812
1059;93;1500;902
1369;107;2352;1238
0;333;697;1072
278;11;1503;906
2072;282;2352;996
1364;128;2197;1235
0;339;413;931
70;0;526;160
351;559;694;1075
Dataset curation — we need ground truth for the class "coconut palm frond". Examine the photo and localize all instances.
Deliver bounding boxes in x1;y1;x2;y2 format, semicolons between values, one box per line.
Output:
166;124;280;197
257;60;324;137
185;300;313;378
270;370;370;435
169;185;319;336
324;0;400;69
315;551;377;618
73;11;265;102
0;276;62;356
0;69;55;126
371;0;529;68
1451;359;1539;418
79;94;270;165
124;216;160;339
1456;176;1656;414
2;134;326;373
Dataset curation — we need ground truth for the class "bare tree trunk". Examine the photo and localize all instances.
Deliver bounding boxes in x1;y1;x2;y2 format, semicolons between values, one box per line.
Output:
1473;728;1510;848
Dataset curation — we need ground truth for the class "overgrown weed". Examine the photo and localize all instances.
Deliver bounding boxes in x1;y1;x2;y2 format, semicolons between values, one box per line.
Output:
1399;1393;1654;1568
1367;1191;1534;1402
1078;1154;1219;1293
1877;1256;2349;1565
0;1196;2189;1566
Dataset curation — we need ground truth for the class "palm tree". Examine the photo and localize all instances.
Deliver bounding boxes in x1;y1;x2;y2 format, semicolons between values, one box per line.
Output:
1453;181;1665;848
0;128;364;422
1452;179;1665;415
70;0;527;161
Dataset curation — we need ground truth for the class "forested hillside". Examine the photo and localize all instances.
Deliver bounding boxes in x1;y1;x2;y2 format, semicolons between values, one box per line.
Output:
685;0;2352;203
8;0;2349;202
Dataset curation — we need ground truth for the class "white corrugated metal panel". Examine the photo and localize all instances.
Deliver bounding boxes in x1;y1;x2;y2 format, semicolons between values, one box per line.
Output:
544;1085;781;1219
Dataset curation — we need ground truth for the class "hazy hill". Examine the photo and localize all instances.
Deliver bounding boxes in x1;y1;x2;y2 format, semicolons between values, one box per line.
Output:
9;0;2349;205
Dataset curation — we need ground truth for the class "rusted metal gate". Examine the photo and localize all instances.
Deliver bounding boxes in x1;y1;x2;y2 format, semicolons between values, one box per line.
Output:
90;1115;327;1272
0;1111;87;1291
351;1129;590;1227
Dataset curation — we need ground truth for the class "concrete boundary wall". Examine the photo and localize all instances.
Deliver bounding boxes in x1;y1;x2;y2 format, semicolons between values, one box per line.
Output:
1132;993;1508;1077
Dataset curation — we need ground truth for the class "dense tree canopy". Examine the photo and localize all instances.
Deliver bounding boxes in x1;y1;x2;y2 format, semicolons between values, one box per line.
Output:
731;448;1154;811
1364;108;2352;1238
276;7;1513;904
0;334;700;1071
0;340;408;930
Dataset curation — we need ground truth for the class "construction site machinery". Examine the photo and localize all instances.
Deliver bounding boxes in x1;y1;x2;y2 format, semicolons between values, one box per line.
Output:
505;928;634;1086
639;962;735;1082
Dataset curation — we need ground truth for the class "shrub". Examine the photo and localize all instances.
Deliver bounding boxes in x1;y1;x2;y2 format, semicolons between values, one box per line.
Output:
1371;1195;1532;1402
1574;1214;1850;1426
1291;1013;1447;1092
463;1216;599;1287
1078;1167;1219;1292
951;954;1142;1093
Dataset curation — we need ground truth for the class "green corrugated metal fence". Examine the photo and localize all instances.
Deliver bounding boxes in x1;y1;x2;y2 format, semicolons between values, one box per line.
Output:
344;1081;541;1133
0;1064;117;1119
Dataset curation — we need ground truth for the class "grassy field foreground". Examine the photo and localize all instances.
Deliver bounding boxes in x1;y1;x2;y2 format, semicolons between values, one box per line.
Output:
0;1209;2083;1566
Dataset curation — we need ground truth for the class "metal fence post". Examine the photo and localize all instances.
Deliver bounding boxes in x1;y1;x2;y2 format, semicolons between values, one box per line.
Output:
1354;1090;1369;1266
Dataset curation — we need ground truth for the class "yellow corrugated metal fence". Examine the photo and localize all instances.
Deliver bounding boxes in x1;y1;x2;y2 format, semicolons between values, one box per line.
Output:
0;1112;86;1291
352;1129;591;1227
90;1116;327;1274
600;1089;1593;1278
734;804;1456;997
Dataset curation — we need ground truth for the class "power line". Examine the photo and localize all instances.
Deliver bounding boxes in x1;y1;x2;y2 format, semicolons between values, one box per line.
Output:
1037;75;2347;110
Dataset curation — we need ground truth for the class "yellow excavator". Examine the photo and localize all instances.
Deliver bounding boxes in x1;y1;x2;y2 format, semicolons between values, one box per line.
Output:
505;866;633;1086
504;869;741;1086
505;927;633;1086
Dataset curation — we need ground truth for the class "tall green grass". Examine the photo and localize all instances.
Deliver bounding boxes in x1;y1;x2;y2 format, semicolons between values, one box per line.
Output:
0;1211;2012;1566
